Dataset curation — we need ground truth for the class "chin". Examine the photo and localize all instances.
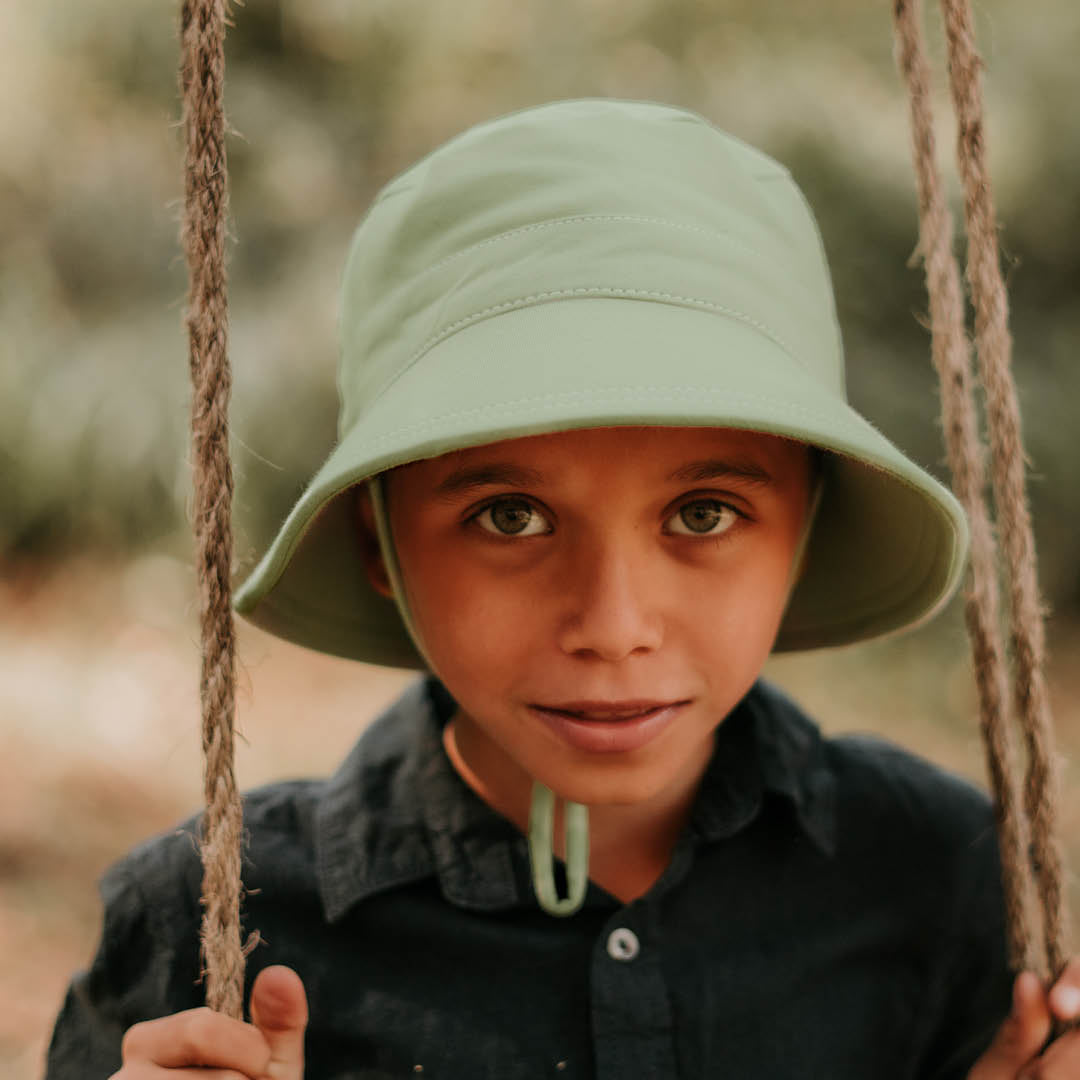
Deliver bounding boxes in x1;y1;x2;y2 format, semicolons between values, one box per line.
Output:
542;767;674;808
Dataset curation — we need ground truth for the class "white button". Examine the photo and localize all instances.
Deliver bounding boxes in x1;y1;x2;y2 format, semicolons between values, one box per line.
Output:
606;927;640;961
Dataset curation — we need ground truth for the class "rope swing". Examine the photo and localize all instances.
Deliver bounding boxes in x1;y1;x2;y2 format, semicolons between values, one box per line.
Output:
178;0;248;1019
892;0;1072;983
176;0;1071;1019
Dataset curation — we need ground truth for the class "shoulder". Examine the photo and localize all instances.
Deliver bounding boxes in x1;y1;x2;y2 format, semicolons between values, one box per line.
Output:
824;728;996;851
102;676;436;919
753;685;1009;1007
816;718;1003;926
101;775;329;934
772;707;1013;1067
751;679;999;881
753;679;995;836
104;674;435;907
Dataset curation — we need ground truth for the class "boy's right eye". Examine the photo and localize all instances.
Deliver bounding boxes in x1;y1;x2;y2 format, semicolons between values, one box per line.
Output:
474;497;552;537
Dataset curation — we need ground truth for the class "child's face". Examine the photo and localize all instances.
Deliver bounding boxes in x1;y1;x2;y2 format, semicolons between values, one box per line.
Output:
360;426;813;809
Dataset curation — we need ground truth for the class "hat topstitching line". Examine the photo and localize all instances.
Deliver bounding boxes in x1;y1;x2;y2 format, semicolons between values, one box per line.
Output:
364;288;812;410
351;387;864;453
416;214;779;282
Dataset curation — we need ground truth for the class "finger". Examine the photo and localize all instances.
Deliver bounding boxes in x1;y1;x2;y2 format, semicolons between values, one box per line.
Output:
121;1006;270;1074
1048;956;1080;1022
969;972;1052;1079
1032;1027;1080;1077
249;965;308;1079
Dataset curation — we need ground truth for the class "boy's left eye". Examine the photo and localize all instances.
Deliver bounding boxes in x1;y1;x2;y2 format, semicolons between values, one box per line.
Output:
474;498;552;537
666;499;740;536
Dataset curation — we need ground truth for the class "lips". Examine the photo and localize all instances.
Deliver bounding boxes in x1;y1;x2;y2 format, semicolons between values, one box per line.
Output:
529;700;691;753
533;700;688;721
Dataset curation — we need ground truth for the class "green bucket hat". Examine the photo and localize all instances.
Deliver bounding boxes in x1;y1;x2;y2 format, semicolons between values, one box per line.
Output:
233;96;969;670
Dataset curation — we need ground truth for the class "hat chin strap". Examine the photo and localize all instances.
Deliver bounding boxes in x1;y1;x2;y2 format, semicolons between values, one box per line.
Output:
366;475;591;916
365;468;825;918
527;782;591;915
366;475;434;671
784;471;826;601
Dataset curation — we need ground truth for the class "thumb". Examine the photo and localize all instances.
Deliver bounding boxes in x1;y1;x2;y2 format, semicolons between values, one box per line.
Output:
250;965;308;1079
969;972;1051;1079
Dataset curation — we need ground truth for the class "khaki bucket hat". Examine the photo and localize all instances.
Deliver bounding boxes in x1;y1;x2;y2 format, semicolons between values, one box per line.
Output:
233;97;968;669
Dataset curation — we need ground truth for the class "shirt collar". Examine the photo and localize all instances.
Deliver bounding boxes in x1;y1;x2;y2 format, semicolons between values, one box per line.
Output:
314;676;836;924
314;677;522;922
691;679;837;857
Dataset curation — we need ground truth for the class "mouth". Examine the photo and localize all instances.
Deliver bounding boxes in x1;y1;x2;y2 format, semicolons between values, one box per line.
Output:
533;700;689;722
528;699;693;754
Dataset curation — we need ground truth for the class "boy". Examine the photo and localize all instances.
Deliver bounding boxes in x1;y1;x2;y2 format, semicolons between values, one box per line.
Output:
45;98;1079;1078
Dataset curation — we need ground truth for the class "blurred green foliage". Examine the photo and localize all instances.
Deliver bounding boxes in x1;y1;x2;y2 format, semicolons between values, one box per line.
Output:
3;0;1078;613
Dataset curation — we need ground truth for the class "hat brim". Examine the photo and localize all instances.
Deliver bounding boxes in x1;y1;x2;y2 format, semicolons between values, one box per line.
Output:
234;297;968;668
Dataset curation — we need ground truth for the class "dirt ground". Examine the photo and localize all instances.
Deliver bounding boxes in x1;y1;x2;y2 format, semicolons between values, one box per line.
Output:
3;555;1078;1078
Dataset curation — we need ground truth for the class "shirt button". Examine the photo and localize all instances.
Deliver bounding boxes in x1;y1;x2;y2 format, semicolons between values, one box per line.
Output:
606;927;640;961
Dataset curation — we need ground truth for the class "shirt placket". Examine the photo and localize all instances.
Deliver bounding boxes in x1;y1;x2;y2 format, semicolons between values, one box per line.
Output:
591;907;677;1079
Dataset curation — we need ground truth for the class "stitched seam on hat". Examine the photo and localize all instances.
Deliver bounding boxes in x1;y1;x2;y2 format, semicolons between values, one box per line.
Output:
420;214;770;278
395;289;805;386
359;387;848;447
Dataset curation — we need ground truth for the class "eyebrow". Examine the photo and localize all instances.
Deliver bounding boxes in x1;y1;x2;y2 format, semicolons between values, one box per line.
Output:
433;456;775;500
665;458;776;488
433;463;547;500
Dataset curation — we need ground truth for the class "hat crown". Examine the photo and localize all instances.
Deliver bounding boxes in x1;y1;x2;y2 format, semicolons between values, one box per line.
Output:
337;98;845;435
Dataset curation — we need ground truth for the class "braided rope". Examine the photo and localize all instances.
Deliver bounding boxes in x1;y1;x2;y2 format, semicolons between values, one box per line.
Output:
178;0;248;1018
937;0;1072;983
891;0;1033;976
892;0;1071;981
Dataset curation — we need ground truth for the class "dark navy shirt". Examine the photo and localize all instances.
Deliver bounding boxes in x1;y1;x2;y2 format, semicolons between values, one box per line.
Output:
45;676;1013;1078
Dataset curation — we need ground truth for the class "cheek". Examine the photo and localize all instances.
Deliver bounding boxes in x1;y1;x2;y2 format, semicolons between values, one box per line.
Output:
686;546;796;652
404;551;544;679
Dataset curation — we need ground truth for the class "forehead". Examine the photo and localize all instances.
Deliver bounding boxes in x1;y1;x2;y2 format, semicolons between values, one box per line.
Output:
396;426;809;488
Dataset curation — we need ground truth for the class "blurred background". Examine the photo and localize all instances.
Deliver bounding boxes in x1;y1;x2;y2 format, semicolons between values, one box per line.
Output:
2;0;1078;1073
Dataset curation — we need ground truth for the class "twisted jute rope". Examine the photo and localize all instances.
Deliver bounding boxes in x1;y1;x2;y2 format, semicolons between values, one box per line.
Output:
179;0;253;1018
892;0;1072;983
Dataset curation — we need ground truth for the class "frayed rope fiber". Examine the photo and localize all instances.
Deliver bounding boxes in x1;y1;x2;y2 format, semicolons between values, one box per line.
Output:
892;0;1072;985
179;0;255;1019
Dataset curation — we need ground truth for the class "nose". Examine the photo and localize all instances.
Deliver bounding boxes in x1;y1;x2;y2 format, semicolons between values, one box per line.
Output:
555;532;665;662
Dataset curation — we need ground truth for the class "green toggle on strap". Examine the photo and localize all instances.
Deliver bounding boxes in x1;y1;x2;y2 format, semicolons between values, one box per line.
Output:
528;782;589;917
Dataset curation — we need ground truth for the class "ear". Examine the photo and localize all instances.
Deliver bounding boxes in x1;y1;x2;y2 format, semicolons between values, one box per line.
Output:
353;484;394;600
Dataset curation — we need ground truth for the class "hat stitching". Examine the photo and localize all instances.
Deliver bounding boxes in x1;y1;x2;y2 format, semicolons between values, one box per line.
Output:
354;387;853;450
367;289;808;409
409;288;801;369
417;214;776;280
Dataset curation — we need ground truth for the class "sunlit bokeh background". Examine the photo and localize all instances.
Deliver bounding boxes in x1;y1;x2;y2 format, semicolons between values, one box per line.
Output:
3;0;1078;1074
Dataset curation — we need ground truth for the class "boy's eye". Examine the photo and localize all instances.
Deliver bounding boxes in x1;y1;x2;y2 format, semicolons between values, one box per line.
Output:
475;498;551;537
667;499;739;536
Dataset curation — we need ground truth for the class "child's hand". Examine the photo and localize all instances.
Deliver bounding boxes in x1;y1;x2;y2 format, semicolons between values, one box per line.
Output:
969;960;1080;1078
112;965;308;1079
